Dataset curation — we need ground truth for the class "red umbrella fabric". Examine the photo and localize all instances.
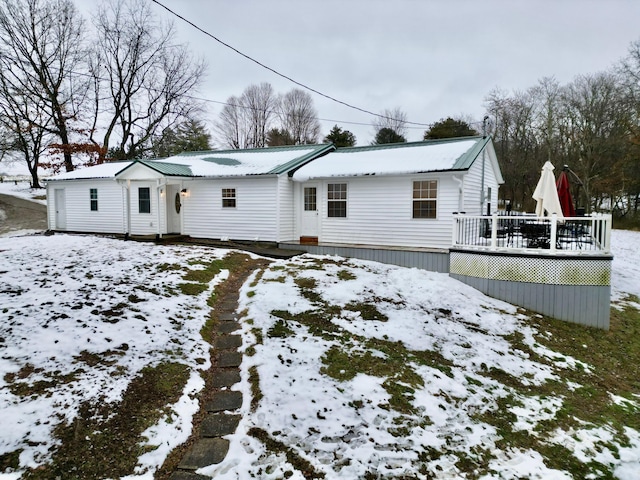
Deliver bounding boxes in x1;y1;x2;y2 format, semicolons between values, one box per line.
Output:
556;170;575;217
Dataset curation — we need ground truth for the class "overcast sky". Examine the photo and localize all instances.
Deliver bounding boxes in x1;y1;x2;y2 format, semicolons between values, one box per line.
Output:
149;0;640;145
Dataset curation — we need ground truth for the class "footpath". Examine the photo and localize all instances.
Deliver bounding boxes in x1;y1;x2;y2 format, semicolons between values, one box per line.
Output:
162;257;272;480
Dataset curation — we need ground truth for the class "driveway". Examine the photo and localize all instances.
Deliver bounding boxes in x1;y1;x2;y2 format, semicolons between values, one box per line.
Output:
0;193;47;235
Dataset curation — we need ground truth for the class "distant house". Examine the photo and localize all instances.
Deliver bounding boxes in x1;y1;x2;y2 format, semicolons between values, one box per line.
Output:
46;136;502;250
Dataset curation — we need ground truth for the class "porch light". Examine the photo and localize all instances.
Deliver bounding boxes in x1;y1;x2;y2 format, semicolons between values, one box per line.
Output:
180;188;188;196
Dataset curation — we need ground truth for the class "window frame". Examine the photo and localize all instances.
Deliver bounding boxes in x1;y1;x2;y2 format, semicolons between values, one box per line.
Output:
222;188;236;208
138;187;151;214
412;179;438;219
89;188;98;212
327;183;347;218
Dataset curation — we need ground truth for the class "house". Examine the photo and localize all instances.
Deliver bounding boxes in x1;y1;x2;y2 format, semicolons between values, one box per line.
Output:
289;136;503;249
46;136;502;250
46;144;335;241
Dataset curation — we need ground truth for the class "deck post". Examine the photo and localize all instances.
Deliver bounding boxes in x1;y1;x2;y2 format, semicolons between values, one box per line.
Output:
491;214;498;249
550;214;557;253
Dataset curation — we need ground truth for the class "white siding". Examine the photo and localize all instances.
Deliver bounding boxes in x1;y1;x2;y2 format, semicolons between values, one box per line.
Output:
276;175;295;242
182;177;281;241
312;173;460;249
462;147;501;215
46;179;126;233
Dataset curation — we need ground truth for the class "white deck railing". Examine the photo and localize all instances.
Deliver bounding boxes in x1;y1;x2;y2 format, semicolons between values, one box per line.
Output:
452;213;612;255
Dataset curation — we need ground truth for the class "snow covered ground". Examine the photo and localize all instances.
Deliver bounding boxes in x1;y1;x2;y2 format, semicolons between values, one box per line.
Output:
0;183;639;479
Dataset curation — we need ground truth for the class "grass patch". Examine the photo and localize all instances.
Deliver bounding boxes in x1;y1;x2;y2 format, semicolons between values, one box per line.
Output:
247;427;325;479
336;269;356;281
0;449;22;471
267;319;295;338
249;365;263;413
24;362;189;480
344;301;388;321
178;282;208;296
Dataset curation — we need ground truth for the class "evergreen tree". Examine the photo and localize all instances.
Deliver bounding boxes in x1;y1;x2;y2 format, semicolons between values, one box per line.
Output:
423;117;478;140
372;127;406;145
150;119;212;157
324;125;356;147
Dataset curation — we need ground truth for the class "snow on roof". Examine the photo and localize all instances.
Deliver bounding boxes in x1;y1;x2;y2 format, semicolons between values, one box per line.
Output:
48;145;333;181
48;161;133;181
292;137;484;182
167;145;330;176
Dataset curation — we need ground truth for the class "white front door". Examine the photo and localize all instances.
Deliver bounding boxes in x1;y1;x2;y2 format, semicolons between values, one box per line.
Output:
166;185;181;234
54;189;66;230
300;183;319;241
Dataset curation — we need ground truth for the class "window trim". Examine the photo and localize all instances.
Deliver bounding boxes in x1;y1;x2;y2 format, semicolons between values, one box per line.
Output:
327;183;347;218
222;188;236;208
138;187;151;214
412;179;438;219
89;188;98;212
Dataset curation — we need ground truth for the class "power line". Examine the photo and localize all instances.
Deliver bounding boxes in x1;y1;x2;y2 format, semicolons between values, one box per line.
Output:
149;0;433;128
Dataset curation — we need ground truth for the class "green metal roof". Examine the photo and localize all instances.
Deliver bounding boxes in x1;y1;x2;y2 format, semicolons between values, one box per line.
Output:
267;144;335;174
450;136;491;170
117;160;193;177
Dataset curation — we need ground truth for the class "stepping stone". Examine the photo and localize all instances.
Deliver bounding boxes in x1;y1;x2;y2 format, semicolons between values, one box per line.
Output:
217;322;240;334
201;413;241;437
218;312;236;322
177;437;230;470
217;350;242;367
212;369;240;388
205;390;243;413
215;334;242;350
219;300;237;310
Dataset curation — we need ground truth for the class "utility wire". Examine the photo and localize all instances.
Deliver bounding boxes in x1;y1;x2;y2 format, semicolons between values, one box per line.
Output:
149;0;433;128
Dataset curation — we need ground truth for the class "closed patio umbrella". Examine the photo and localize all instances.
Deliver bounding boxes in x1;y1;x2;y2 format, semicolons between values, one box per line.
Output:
556;168;575;217
532;161;564;219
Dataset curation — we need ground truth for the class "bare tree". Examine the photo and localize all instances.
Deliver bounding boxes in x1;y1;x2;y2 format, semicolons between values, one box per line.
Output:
243;83;278;148
0;77;54;187
214;83;279;149
0;0;89;172
372;107;408;139
215;96;249;149
278;89;320;145
90;0;206;160
561;72;629;210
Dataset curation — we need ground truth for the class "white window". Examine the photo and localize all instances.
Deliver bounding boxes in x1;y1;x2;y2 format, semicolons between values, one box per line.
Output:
222;188;236;208
90;188;98;211
412;180;437;219
327;183;347;218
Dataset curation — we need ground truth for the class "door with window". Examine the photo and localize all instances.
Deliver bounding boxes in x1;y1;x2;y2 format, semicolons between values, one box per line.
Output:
166;184;182;234
300;183;319;243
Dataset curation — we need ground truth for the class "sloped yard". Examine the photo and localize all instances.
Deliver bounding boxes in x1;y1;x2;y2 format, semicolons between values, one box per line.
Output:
0;230;639;479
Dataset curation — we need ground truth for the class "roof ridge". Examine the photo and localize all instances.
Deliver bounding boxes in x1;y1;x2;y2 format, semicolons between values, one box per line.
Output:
334;136;484;153
175;143;334;157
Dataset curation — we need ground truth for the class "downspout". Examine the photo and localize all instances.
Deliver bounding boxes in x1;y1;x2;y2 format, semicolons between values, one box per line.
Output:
123;180;131;239
156;179;165;239
453;175;464;213
480;116;489;215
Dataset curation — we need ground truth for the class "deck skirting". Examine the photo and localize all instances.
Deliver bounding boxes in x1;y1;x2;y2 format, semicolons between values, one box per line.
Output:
449;249;612;329
279;242;612;329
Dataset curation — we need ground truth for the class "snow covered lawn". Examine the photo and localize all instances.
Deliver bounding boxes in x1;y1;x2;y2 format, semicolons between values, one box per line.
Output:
1;220;640;478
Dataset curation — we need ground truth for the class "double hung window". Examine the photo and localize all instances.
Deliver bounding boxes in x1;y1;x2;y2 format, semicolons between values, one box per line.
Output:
327;183;347;218
412;180;437;219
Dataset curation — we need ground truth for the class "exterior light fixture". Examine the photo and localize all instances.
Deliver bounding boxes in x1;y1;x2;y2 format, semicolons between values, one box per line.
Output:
180;188;188;196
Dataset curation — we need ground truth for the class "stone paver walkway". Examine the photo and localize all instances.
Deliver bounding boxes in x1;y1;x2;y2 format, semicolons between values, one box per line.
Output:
168;259;271;479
